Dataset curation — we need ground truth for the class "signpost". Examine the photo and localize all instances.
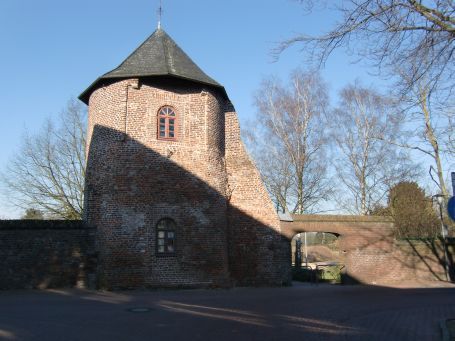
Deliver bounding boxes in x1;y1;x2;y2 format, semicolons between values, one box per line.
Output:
450;172;455;222
449;196;455;222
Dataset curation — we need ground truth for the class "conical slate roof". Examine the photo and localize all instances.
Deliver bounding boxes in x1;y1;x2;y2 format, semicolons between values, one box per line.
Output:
79;29;226;104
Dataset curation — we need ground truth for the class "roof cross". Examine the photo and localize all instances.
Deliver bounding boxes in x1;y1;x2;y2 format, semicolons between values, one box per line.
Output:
157;0;163;29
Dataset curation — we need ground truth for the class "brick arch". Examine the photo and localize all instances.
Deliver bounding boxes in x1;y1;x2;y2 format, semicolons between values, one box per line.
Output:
281;215;396;283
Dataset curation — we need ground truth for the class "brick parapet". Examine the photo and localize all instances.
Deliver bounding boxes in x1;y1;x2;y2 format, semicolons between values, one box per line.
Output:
0;220;93;230
291;214;394;223
0;220;96;289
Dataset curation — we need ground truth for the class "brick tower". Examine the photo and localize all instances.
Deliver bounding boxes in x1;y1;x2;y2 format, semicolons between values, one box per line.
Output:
79;28;290;289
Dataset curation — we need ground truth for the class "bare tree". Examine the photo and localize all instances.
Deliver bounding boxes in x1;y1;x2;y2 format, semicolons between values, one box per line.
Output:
1;100;86;219
250;70;332;214
277;1;455;94
388;68;453;203
447;114;455;158
248;142;293;212
330;83;419;214
276;0;454;203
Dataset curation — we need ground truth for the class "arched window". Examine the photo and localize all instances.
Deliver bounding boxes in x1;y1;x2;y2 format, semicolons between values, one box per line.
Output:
157;106;177;140
156;218;176;255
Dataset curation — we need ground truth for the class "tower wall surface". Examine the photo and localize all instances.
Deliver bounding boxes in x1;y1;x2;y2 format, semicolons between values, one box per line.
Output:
85;79;231;288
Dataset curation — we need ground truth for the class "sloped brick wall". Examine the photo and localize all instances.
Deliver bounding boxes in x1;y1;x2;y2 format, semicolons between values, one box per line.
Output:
225;110;291;286
0;220;96;289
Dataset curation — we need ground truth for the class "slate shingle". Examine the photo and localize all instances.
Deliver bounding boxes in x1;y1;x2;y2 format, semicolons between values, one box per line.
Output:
79;29;226;104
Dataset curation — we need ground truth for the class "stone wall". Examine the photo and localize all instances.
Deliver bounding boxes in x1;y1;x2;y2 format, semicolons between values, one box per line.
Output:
0;220;96;289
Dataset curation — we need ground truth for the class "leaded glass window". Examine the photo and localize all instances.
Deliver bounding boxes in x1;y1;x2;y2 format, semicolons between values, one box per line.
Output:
156;218;176;255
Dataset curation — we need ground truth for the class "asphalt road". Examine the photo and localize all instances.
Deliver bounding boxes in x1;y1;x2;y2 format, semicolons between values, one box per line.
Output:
0;283;454;341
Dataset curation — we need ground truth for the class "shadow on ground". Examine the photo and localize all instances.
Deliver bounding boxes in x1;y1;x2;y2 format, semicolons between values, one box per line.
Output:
0;284;454;341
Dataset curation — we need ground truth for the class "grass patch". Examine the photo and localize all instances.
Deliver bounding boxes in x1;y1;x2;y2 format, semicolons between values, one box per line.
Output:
318;265;342;283
292;265;342;284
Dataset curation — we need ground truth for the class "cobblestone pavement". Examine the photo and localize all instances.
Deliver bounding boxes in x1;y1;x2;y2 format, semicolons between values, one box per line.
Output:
0;283;454;341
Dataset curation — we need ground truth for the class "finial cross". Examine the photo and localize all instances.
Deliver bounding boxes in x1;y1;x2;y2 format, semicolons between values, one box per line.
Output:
157;0;163;29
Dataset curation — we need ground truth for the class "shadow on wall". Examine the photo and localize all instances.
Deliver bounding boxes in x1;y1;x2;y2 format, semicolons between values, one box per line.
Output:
0;220;97;290
85;124;291;289
398;238;455;282
4;122;451;289
282;217;454;285
353;231;455;284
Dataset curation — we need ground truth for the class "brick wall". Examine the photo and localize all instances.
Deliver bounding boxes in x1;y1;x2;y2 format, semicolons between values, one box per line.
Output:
225;110;291;286
371;240;455;284
85;77;292;289
282;216;455;285
0;220;96;289
86;78;232;289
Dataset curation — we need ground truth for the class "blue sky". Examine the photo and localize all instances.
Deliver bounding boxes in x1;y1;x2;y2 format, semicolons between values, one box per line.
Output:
0;0;382;218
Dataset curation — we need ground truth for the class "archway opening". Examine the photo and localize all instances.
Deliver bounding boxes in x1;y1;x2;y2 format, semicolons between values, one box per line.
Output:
291;232;343;284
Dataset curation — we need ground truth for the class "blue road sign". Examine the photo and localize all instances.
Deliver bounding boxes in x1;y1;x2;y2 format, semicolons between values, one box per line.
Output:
448;196;455;221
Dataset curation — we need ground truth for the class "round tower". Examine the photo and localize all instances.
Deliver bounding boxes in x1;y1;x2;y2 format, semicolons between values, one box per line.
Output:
80;29;231;288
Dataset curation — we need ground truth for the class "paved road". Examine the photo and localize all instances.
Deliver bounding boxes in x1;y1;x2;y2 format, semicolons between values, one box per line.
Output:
0;283;454;340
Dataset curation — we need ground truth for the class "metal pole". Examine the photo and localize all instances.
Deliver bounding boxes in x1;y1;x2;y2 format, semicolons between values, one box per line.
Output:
451;172;455;195
304;232;308;268
295;235;302;269
438;198;451;282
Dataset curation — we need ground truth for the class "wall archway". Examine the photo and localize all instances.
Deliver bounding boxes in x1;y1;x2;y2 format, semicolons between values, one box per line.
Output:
281;215;395;284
